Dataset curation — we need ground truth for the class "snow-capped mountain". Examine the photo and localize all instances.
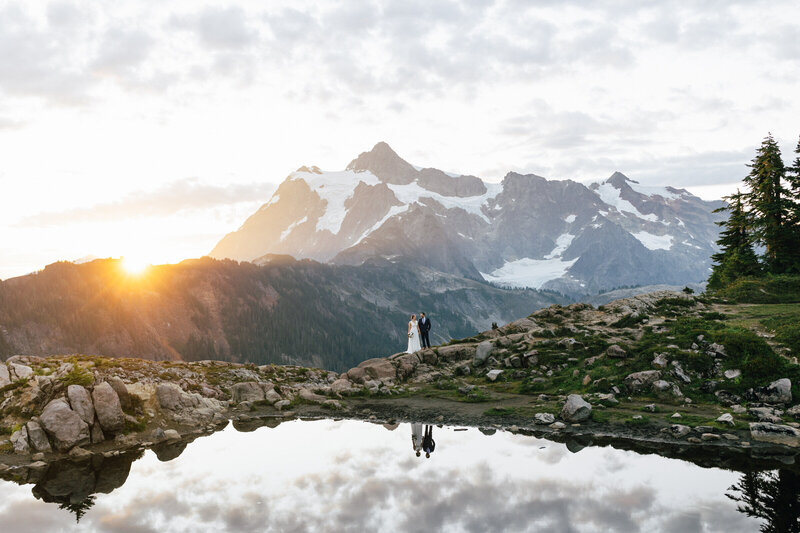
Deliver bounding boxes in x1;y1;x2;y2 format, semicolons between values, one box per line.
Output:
210;142;725;296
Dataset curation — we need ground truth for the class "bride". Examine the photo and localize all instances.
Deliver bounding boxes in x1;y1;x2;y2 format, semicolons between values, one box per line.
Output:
406;314;421;353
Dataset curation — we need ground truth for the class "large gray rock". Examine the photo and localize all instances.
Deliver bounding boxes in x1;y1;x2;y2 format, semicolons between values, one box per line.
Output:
10;426;30;453
231;382;266;403
156;383;185;410
473;341;494;365
749;422;800;447
92;382;125;434
357;358;397;381
561;394;592;422
9;363;33;380
755;378;792;404
624;370;662;392
0;363;10;387
534;413;555;425
331;378;354;394
606;345;627;358
39;398;90;451
486;369;503;382
108;377;132;411
67;384;95;425
670;362;691;383
26;421;52;453
652;380;683;398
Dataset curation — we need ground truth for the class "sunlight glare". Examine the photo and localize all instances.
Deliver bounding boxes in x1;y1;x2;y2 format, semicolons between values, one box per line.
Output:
121;255;150;275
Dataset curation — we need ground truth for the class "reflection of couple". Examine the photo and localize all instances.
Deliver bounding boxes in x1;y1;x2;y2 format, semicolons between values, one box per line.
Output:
411;423;436;458
406;313;432;353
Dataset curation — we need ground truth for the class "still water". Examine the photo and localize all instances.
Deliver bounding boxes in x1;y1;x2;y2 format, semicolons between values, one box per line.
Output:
0;418;789;532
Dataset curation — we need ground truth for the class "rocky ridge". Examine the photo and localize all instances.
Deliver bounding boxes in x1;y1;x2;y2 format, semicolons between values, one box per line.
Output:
2;290;800;486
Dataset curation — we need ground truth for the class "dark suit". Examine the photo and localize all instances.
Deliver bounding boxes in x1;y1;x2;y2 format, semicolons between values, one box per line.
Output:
418;317;432;348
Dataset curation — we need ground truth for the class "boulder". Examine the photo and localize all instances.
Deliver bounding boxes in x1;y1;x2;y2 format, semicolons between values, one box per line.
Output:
606;345;627;358
748;407;782;423
652;353;668;369
0;363;9;387
755;378;792;404
39;398;90;451
670;424;691;438
67;384;95;425
723;369;741;380
716;413;735;427
298;388;326;403
534;413;555;425
560;394;592;423
357;358;396;381
749;422;800;447
26;421;52;453
652;380;683;398
9;363;33;380
787;405;800;419
331;378;354;394
156;383;185;411
708;343;727;357
163;429;181;441
624;370;662;392
92;382;126;434
346;367;367;384
436;345;474;362
108;377;132;411
473;341;494;365
486;369;503;382
91;422;105;444
265;389;282;404
230;382;266;403
670;362;691;383
10;427;30;453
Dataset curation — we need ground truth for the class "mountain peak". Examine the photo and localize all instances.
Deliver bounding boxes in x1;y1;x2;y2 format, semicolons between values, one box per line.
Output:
346;142;417;184
606;171;634;188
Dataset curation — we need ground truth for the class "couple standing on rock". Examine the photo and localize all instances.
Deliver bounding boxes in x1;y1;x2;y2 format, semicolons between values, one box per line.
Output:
406;313;432;354
411;423;436;458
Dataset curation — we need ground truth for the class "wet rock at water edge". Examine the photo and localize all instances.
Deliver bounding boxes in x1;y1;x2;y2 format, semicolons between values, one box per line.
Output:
749;422;800;447
534;413;555;425
231;382;266;403
39;398;90;451
560;394;592;423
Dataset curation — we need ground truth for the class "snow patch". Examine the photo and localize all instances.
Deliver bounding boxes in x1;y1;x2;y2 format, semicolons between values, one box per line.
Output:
387;181;502;223
632;231;673;250
627;181;681;201
259;194;280;211
594;182;659;222
481;257;578;289
544;233;575;259
290;169;380;234
564;214;577;223
280;216;308;241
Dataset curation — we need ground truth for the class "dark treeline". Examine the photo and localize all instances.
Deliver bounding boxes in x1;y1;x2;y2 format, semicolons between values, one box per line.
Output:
709;134;800;290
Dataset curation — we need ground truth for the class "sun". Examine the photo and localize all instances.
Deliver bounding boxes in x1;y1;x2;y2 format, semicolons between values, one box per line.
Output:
121;255;151;275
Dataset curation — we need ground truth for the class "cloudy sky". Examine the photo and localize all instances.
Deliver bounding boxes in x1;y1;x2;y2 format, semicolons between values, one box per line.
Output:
1;0;799;279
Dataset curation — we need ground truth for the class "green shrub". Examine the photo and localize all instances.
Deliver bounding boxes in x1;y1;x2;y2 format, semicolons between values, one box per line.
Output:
58;367;93;388
611;314;648;328
715;275;800;304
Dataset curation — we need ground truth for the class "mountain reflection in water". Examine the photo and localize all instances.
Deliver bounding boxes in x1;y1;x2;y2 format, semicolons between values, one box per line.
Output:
0;418;793;532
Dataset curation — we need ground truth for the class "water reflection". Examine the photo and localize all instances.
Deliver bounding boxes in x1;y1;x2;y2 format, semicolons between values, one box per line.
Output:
726;470;800;533
0;418;792;532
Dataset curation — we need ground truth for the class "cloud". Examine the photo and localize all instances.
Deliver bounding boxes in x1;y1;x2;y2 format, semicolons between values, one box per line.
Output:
172;7;258;50
17;179;277;227
92;29;155;75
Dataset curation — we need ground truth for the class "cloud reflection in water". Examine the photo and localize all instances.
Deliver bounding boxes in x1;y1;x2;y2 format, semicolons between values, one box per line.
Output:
0;419;763;532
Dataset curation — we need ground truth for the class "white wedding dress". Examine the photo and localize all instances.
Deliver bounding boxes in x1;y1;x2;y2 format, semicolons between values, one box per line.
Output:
406;320;421;353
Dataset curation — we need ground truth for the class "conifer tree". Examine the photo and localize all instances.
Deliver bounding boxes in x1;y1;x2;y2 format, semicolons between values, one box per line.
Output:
787;135;800;220
742;134;794;273
708;190;761;289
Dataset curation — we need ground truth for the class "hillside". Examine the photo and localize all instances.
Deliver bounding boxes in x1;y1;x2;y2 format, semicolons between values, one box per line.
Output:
211;142;726;296
0;257;564;370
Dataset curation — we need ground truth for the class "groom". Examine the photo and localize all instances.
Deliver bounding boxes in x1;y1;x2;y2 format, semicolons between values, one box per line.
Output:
418;312;432;348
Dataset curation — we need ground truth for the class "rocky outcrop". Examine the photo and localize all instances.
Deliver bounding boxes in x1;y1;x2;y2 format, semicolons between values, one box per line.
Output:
231;382;266;403
39;399;90;451
0;363;10;387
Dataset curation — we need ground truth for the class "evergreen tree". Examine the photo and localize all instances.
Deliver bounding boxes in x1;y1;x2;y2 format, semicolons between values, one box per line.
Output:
708;190;761;290
742;134;794;273
787;135;800;223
